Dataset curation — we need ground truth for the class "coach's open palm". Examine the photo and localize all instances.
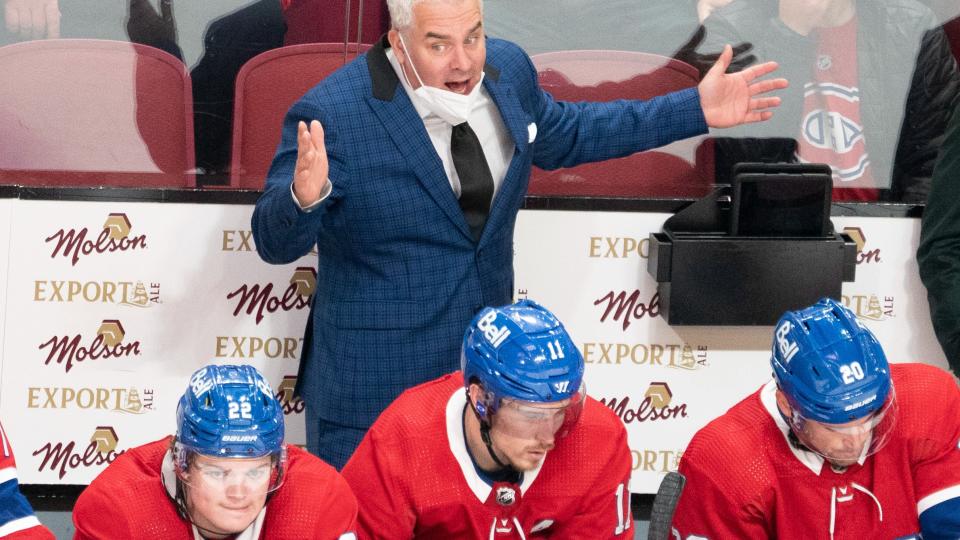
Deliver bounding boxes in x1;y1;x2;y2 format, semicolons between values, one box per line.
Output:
293;119;330;207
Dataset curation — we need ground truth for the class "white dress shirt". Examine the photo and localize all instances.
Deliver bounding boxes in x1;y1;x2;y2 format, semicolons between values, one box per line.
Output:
292;49;516;211
386;48;515;200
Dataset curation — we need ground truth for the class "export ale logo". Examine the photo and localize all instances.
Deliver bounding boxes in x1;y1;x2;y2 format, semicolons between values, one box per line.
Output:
841;294;895;321
46;213;147;266
27;386;155;414
582;341;708;369
33;279;161;308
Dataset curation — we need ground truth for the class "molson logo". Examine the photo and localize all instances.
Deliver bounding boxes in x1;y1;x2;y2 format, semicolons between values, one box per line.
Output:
27;386;154;414
38;319;142;373
599;382;689;425
588;236;650;259
582;342;708;369
842;227;882;265
841;294;894;321
276;376;305;415
45;213;147;266
631;448;684;472
33;279;160;307
32;426;124;480
228;267;315;324
594;290;659;331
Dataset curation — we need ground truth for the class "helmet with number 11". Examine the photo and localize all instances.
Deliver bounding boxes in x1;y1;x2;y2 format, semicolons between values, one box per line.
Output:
461;299;586;472
770;298;896;467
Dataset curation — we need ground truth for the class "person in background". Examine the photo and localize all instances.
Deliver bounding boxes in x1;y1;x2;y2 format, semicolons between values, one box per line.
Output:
692;0;959;202
917;103;960;377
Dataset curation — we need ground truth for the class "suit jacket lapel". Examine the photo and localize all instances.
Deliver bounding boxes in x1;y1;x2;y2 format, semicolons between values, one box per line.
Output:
365;36;473;241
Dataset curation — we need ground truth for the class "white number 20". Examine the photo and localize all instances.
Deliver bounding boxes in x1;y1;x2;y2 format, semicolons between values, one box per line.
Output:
839;362;865;384
228;401;252;419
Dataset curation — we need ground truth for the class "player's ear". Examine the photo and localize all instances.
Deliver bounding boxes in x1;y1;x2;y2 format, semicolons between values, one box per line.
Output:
774;388;792;417
467;382;483;406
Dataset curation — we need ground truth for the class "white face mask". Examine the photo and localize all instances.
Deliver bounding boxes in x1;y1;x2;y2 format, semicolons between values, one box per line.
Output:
398;33;485;126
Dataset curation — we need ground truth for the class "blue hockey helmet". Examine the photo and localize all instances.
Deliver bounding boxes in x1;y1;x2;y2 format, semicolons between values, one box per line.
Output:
461;299;585;436
174;364;287;492
771;298;892;425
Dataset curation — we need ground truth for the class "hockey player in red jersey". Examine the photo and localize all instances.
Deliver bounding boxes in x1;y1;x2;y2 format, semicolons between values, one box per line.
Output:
672;298;960;540
0;420;54;539
341;299;634;539
73;364;358;539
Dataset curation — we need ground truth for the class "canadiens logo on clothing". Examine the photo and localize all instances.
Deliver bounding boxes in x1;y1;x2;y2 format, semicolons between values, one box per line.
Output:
796;16;877;190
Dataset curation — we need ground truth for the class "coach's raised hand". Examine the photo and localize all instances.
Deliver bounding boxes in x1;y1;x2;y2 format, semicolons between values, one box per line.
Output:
293;120;330;208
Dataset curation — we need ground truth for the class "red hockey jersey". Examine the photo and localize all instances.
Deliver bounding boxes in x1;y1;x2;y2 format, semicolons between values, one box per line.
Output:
0;422;55;539
341;372;634;539
673;363;960;540
72;437;358;539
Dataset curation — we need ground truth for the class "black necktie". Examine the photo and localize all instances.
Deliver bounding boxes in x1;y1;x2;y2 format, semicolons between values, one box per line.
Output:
451;122;494;242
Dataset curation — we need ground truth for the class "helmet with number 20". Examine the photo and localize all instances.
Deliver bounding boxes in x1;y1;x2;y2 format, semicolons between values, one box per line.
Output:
770;298;896;460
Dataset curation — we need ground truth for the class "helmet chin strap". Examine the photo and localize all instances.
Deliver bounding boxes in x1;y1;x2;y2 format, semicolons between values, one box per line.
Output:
466;401;518;478
479;419;513;471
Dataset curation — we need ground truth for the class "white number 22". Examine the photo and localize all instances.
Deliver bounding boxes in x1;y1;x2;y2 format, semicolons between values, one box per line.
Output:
228;401;252;419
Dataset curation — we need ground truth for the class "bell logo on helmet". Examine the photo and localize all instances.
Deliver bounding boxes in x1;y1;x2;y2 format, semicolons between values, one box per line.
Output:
553;381;570;393
189;368;213;398
776;321;799;363
476;311;511;348
255;377;273;398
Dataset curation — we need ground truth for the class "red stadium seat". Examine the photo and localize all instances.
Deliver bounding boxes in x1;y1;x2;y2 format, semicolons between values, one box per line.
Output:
530;50;713;198
0;39;195;188
230;42;370;190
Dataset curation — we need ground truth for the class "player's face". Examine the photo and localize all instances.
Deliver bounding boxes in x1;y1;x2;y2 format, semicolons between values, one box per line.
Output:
799;414;877;468
389;0;485;94
489;399;569;471
185;454;272;537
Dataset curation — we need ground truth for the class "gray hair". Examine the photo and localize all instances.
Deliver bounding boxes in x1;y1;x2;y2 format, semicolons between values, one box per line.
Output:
387;0;484;31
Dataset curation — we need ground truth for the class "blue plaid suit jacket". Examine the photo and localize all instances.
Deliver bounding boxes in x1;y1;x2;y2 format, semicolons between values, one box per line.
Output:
251;36;707;428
